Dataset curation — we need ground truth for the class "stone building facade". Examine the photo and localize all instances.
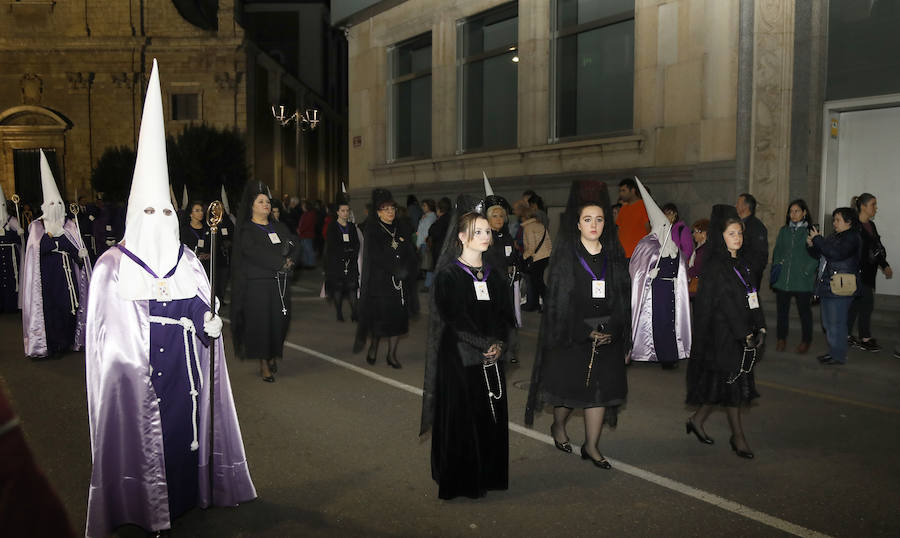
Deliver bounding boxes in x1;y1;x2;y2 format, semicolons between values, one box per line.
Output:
336;0;833;246
0;0;347;208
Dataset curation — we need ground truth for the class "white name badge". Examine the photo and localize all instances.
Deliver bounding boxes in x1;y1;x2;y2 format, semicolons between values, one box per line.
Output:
342;233;350;242
221;228;228;236
155;279;171;301
89;215;95;221
268;232;281;244
197;239;205;248
105;225;112;231
747;291;760;309
504;245;512;257
592;280;606;299
474;281;490;301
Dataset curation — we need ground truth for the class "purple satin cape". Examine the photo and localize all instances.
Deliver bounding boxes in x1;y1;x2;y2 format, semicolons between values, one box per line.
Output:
21;219;88;357
629;233;692;361
85;245;256;537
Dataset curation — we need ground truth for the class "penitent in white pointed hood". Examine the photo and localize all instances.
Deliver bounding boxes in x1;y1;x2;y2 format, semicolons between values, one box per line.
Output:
120;59;195;301
634;176;678;259
39;149;66;237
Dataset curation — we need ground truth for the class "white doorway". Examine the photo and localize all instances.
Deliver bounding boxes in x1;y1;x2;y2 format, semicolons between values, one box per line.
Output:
821;94;900;296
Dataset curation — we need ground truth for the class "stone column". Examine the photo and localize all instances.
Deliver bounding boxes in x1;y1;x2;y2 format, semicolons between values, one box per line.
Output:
748;0;795;242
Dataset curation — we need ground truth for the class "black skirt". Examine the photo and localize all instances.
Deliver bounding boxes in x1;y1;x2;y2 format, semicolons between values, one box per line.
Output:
685;354;760;407
370;290;408;337
240;277;290;360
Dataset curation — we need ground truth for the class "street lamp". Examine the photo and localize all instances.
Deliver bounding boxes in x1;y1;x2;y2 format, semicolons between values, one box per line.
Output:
271;105;320;132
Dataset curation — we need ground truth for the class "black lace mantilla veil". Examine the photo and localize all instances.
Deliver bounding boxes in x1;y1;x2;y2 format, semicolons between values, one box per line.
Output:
523;180;631;426
420;193;485;435
230;180;273;358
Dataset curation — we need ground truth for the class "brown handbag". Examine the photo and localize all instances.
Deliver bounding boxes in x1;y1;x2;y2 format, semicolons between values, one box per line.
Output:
829;273;857;296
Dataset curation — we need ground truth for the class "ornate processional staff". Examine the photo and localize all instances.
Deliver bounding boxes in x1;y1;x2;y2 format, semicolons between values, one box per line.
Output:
205;200;223;503
69;202;93;280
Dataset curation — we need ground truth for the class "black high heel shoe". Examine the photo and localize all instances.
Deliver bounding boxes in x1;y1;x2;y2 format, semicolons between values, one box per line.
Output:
366;344;377;365
729;436;754;459
580;444;612;469
686;418;714;444
551;426;572;454
386;350;402;369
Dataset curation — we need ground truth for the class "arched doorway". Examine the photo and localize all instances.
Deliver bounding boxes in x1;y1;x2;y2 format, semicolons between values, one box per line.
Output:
0;105;71;207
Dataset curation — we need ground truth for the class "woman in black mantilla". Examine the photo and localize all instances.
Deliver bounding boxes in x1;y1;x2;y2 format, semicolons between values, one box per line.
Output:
483;192;523;364
421;202;516;500
525;180;630;470
230;181;300;382
324;198;360;322
354;188;419;368
685;204;766;459
180;201;212;272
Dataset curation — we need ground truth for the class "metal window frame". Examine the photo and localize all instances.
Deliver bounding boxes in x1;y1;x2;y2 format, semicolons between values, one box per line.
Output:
549;0;635;143
457;1;520;154
387;32;433;163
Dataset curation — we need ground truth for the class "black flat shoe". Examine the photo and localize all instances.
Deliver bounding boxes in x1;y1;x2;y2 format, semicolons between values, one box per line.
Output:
817;354;832;363
386;352;402;369
551;427;573;454
580;444;612;469
686;418;714;444
729;436;754;459
366;346;377;365
262;375;275;383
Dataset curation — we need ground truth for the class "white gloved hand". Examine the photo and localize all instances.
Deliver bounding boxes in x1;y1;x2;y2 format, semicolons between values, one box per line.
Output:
203;311;223;338
78;247;89;259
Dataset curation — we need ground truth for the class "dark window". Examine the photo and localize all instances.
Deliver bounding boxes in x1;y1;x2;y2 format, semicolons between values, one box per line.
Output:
826;0;900;100
554;0;634;139
172;93;200;121
389;33;432;161
459;3;518;152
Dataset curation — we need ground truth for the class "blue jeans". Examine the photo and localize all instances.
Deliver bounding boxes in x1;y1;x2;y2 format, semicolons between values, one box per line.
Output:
820;296;854;363
300;238;316;268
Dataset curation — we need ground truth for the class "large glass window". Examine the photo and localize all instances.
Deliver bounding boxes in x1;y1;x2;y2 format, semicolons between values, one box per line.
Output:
458;3;518;152
388;33;432;161
553;0;634;139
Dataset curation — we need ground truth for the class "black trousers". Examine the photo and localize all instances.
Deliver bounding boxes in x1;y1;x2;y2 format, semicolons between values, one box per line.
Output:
525;258;548;309
775;290;812;343
847;283;874;339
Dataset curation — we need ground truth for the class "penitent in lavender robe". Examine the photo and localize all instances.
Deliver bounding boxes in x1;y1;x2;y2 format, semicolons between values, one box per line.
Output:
85;245;256;537
21;219;88;357
629;233;691;362
0;216;24;312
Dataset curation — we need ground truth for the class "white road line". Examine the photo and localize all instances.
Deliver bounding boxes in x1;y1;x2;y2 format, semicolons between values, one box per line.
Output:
224;320;830;538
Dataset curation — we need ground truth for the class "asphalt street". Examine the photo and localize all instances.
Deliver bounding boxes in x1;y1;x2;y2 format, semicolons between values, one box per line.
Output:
1;269;899;537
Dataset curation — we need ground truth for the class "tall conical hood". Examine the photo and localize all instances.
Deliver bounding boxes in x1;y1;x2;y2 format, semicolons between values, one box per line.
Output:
482;171;494;196
39;149;66;236
221;184;231;215
181;185;189;210
0;181;9;224
634;176;677;258
169;184;178;208
121;59;189;300
341;181;347;194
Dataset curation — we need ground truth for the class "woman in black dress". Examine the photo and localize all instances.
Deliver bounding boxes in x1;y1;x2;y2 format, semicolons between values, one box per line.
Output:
525;180;630;470
324;199;360;322
483;195;522;364
686;205;766;458
180;201;211;272
421;205;515;499
354;189;419;368
230;182;299;382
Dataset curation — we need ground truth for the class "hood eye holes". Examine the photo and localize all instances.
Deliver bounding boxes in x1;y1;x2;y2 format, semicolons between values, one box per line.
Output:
163;209;173;216
144;207;156;214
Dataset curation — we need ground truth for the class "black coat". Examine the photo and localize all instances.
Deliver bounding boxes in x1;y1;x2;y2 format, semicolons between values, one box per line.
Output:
428;213;450;263
741;214;768;290
809;229;861;297
323;219;360;294
858;221;889;287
